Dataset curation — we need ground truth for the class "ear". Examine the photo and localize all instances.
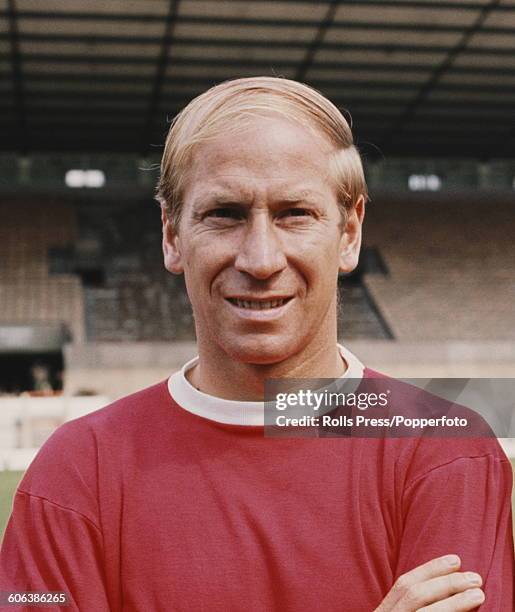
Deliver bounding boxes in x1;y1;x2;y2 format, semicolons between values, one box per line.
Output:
338;195;366;274
160;203;184;274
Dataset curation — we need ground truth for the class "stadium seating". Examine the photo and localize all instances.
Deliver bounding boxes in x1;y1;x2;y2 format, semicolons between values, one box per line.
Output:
1;195;513;344
363;195;514;341
0;201;85;343
79;203;196;341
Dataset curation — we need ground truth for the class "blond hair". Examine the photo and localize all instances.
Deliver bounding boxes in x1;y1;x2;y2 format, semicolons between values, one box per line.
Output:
156;76;368;230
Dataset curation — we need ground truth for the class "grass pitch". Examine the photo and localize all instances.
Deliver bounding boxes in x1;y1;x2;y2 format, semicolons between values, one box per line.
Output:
0;470;24;537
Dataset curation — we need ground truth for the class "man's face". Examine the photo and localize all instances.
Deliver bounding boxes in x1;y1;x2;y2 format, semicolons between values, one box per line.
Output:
162;115;364;365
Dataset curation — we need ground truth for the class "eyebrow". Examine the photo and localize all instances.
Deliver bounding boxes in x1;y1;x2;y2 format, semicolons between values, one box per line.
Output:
193;189;325;209
276;192;323;205
192;191;249;209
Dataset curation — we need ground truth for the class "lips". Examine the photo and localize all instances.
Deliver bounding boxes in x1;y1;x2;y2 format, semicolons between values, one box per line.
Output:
226;297;293;310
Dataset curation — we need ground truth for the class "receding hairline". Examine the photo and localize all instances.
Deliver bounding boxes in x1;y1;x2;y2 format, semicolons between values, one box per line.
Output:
179;112;341;202
157;76;368;230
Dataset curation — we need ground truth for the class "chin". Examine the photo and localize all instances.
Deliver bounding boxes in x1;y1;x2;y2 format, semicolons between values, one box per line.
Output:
221;334;298;365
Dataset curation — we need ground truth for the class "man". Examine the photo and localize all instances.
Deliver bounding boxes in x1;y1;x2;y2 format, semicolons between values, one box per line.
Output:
1;77;513;611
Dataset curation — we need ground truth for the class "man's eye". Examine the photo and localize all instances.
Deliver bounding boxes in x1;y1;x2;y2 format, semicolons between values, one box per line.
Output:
205;208;244;220
280;208;313;218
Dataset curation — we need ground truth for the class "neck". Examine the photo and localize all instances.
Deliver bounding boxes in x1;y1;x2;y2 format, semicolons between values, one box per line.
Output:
188;321;345;401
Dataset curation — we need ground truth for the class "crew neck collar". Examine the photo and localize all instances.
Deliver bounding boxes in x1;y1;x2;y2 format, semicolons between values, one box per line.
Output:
168;344;365;426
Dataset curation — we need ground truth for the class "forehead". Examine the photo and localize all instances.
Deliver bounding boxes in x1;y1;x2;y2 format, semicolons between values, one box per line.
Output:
183;115;336;201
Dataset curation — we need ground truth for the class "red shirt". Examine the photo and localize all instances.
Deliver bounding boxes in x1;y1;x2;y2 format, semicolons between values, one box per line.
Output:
1;372;513;610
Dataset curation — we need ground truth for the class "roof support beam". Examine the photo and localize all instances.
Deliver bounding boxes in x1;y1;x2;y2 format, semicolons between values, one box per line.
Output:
6;0;27;154
12;88;515;110
184;0;515;10
14;79;515;97
2;37;514;58
295;0;339;82
382;0;503;151
3;10;515;35
141;0;180;154
9;61;515;85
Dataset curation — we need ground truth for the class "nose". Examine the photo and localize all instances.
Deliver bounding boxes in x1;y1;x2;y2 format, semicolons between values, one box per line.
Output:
234;212;287;279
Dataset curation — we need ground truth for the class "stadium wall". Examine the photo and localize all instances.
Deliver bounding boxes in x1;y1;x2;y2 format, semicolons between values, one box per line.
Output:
64;340;515;400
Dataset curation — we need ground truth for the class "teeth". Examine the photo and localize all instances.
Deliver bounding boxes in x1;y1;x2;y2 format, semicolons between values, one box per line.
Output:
232;298;286;309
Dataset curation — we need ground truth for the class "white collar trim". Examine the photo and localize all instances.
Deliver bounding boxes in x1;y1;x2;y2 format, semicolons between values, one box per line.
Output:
168;344;365;426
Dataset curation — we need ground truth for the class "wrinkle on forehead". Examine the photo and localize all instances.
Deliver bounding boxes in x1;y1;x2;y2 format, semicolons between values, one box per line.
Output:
191;184;331;210
183;116;338;208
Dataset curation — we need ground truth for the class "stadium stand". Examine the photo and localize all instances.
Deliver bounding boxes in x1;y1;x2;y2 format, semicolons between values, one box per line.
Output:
0;201;85;344
363;194;515;341
338;279;392;340
78;202;196;341
78;202;390;341
2;193;513;347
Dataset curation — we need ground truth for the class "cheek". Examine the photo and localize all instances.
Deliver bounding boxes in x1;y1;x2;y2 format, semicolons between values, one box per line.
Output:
181;248;207;303
286;233;341;281
182;242;230;302
182;239;214;274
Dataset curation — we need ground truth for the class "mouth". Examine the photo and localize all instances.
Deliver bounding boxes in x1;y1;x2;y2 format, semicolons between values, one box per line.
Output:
226;297;293;310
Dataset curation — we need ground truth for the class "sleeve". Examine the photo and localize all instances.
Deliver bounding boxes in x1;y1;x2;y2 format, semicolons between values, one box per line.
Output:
0;418;113;611
395;455;514;611
0;491;111;611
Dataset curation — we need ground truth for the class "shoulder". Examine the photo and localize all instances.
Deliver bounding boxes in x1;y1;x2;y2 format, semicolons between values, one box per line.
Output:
68;378;172;433
362;368;510;486
28;378;171;459
16;379;171;520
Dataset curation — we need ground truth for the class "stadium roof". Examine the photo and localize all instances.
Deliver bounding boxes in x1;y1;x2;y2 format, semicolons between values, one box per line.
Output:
1;0;515;159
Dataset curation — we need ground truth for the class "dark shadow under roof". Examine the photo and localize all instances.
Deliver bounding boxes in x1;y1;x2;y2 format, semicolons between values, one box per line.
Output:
1;0;514;158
